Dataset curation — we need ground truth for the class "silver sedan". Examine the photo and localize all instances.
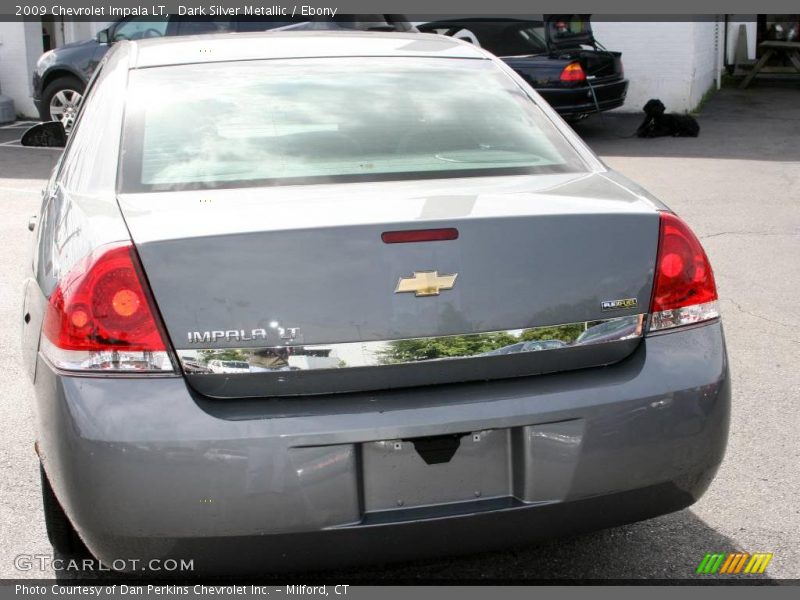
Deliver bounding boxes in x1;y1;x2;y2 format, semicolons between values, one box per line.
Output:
21;31;729;575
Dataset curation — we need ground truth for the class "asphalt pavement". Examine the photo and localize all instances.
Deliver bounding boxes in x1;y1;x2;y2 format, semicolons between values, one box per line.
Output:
0;83;798;581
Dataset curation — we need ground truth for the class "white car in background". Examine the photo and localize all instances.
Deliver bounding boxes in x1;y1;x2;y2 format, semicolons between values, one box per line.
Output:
207;359;251;374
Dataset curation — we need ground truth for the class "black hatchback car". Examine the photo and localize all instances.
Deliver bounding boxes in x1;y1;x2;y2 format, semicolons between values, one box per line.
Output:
419;15;628;120
31;14;416;130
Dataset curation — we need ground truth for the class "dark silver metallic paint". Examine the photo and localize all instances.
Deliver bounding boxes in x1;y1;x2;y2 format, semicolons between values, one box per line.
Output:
34;321;729;572
21;33;730;572
126;183;659;350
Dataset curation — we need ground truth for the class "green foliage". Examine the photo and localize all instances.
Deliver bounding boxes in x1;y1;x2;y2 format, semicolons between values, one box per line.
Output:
691;84;717;115
380;332;518;363
519;323;585;344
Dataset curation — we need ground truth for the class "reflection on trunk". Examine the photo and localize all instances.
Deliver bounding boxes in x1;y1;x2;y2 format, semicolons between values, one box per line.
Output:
179;315;644;373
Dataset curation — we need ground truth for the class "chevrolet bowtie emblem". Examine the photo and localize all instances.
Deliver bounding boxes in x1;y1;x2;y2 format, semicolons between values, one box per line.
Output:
395;271;458;297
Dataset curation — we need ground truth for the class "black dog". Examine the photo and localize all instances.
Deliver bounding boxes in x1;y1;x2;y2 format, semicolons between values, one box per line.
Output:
636;99;700;138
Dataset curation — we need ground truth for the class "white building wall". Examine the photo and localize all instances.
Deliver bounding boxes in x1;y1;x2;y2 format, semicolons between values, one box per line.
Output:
591;20;723;113
688;20;722;111
0;21;44;117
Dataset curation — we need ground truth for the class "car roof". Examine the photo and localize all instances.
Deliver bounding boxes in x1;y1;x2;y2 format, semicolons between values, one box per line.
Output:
129;31;488;68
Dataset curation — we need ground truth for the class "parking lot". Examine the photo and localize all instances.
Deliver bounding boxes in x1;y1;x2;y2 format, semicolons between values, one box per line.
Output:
0;83;798;581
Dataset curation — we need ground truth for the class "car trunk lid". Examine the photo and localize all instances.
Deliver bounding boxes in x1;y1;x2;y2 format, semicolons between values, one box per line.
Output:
118;172;658;397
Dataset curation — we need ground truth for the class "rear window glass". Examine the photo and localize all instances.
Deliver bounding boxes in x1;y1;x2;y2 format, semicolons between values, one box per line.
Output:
549;15;592;40
113;16;168;41
120;57;587;192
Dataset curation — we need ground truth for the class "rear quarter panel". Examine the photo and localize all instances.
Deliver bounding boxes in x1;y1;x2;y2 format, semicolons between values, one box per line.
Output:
23;45;132;380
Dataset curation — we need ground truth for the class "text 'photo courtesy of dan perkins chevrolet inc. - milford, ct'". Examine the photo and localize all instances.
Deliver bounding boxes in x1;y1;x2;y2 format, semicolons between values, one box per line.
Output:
37;4;338;17
15;585;346;596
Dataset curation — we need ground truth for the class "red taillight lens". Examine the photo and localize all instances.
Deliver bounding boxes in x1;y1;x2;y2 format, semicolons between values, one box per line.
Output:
649;212;719;332
42;243;174;372
560;62;586;83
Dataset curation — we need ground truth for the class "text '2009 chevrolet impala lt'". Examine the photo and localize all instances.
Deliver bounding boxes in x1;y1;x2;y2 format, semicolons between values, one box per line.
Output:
20;31;729;575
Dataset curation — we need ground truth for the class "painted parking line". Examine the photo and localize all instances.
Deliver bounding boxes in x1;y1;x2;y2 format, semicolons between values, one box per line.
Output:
0;120;39;127
0;121;39;129
0;140;62;151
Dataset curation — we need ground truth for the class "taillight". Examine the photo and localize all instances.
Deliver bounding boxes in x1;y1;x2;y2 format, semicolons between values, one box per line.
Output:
41;243;174;372
648;212;719;332
560;62;586;83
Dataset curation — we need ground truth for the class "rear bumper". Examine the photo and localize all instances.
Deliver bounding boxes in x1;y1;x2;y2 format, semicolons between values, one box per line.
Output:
538;79;629;117
34;320;729;574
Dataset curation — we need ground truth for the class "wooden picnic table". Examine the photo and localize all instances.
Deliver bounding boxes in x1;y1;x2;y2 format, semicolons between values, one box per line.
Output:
740;40;800;89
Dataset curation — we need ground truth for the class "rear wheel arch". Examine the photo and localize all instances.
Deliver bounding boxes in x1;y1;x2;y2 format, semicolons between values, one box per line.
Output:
40;67;85;96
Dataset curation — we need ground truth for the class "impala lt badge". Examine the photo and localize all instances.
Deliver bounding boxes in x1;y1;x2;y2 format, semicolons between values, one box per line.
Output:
187;329;269;344
395;271;458;297
187;325;301;344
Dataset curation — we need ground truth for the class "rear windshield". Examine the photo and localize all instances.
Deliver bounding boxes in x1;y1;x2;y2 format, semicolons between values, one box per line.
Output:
548;15;592;43
120;57;587;192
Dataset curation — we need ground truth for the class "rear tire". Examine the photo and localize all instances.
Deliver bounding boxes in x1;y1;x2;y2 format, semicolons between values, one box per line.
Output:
40;463;89;556
39;76;85;133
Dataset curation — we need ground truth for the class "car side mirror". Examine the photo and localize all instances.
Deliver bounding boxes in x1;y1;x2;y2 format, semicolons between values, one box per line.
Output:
96;28;110;44
21;121;67;148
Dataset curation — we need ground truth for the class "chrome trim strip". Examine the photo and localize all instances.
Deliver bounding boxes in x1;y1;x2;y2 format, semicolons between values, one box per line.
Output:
177;314;645;375
40;337;176;374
